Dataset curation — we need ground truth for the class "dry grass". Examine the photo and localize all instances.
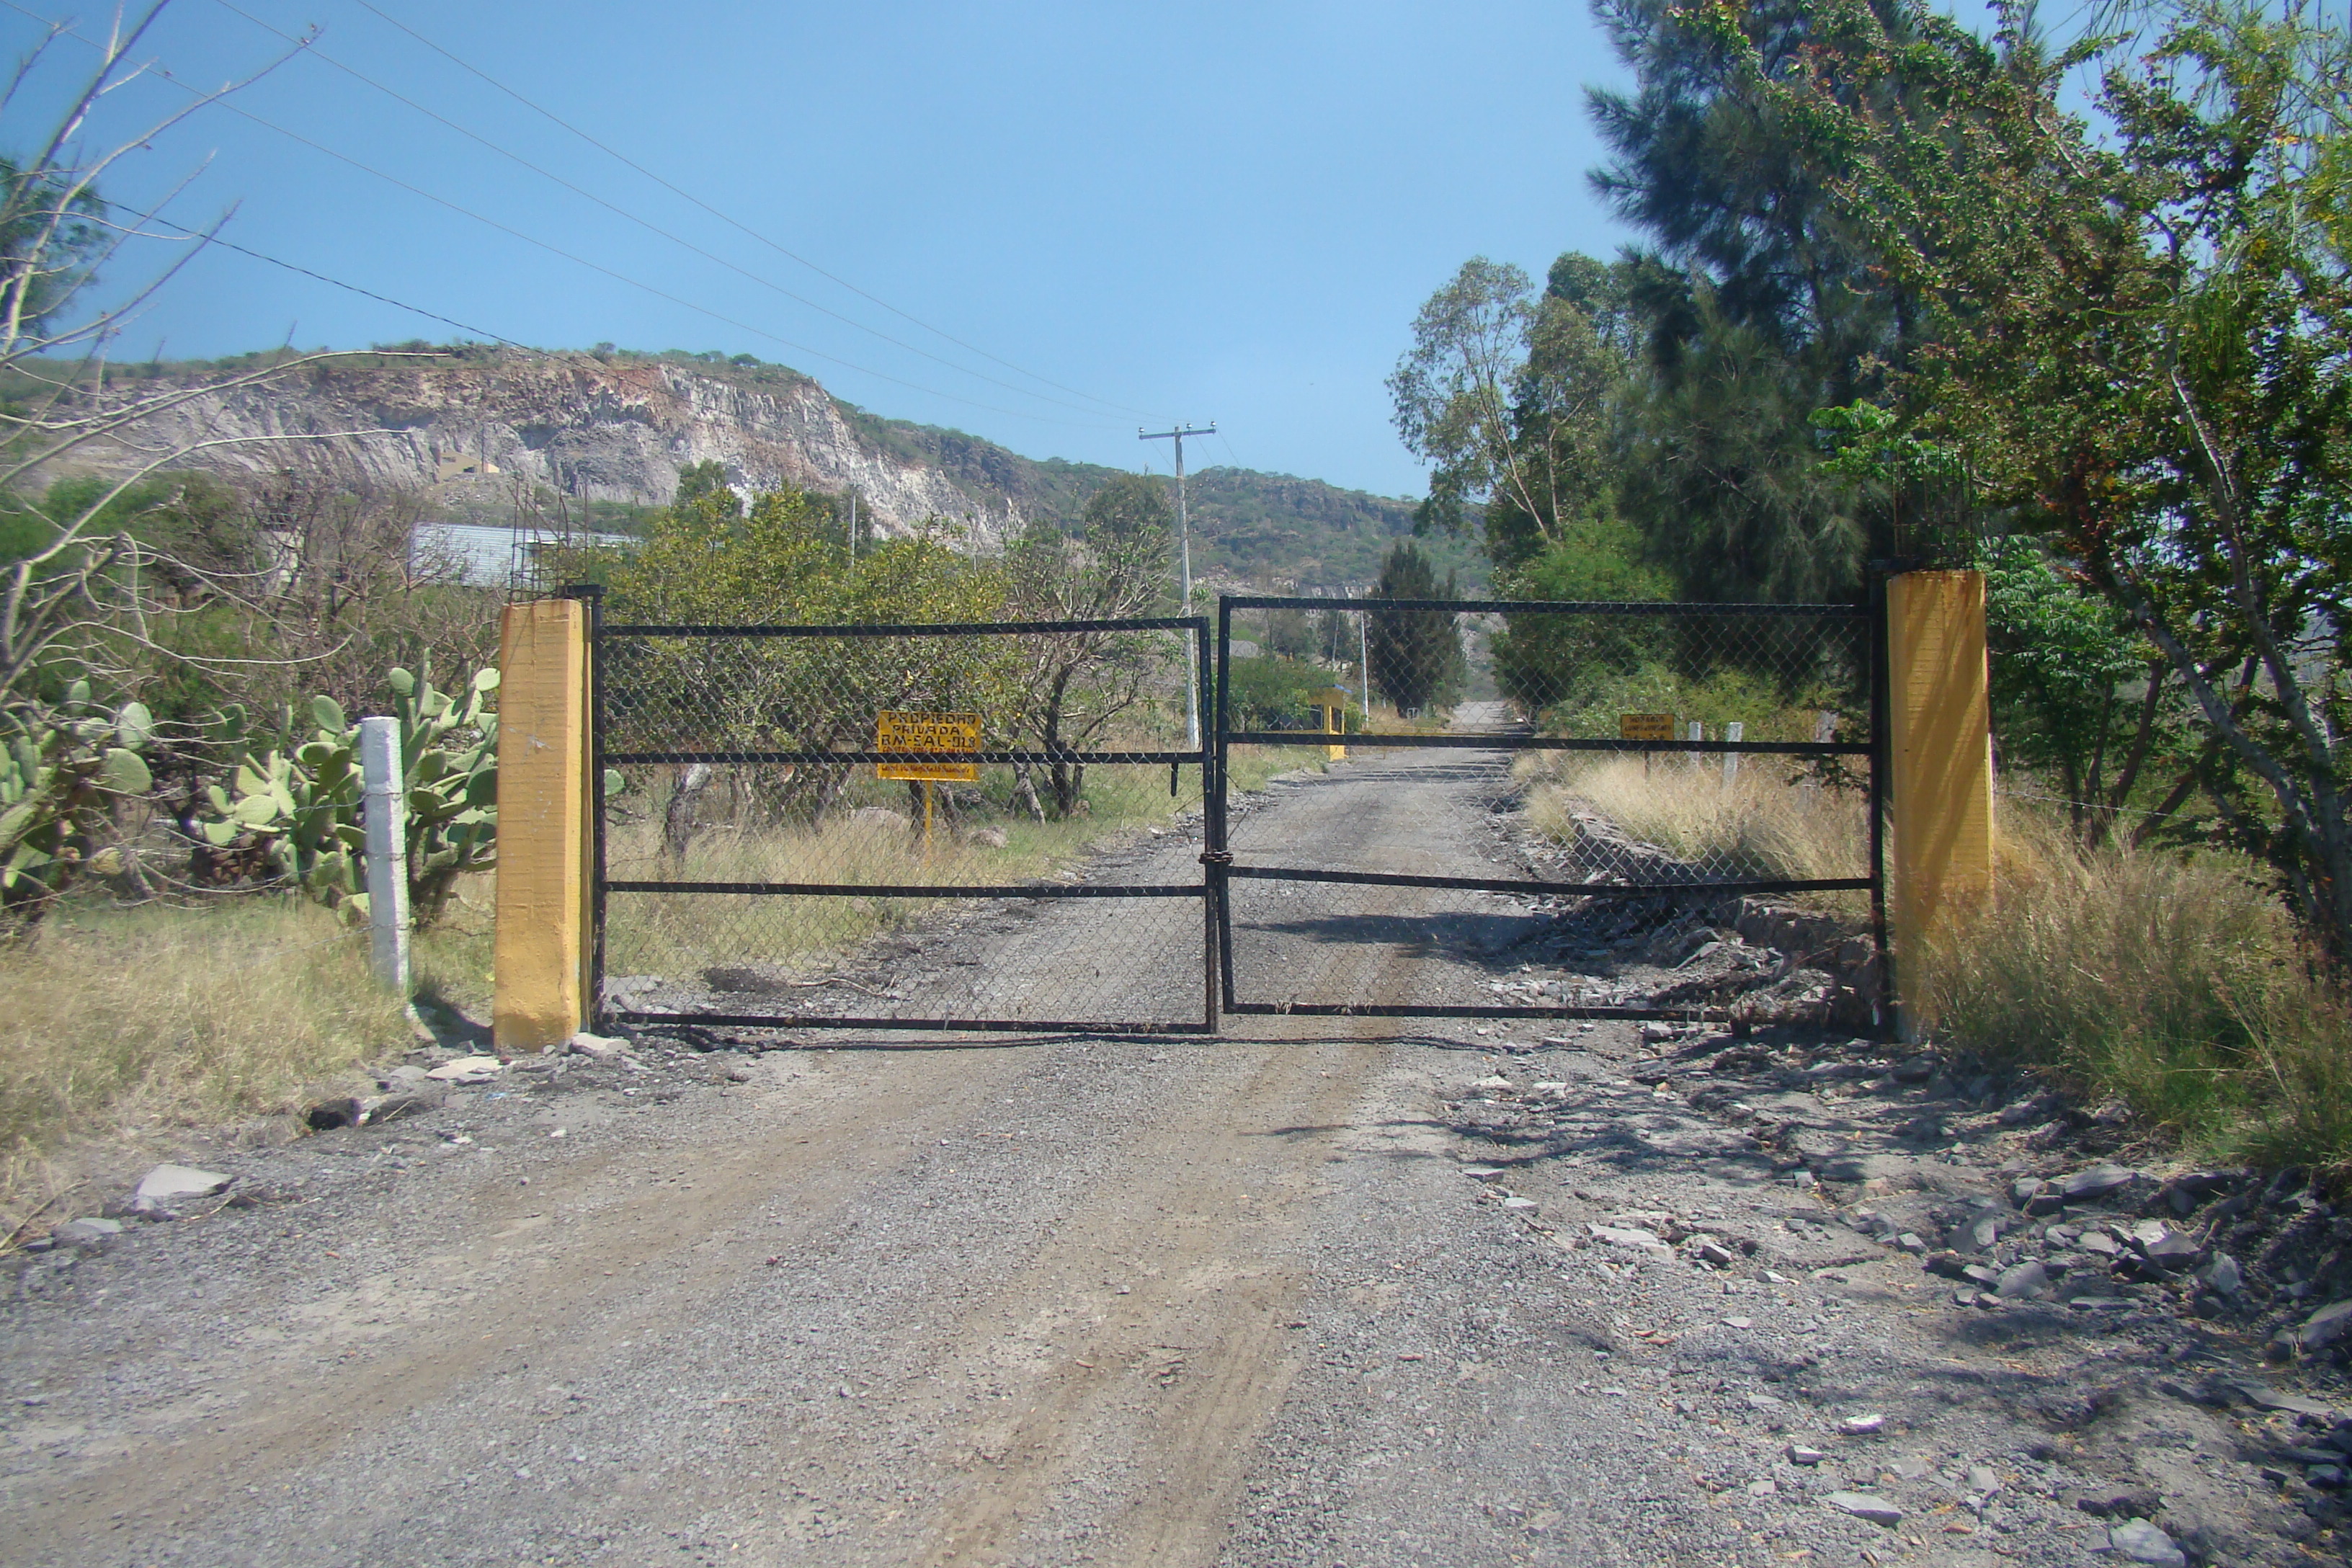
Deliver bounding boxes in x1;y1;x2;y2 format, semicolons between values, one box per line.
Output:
0;899;411;1217
606;751;1328;981
1520;752;1868;896
1917;810;2352;1172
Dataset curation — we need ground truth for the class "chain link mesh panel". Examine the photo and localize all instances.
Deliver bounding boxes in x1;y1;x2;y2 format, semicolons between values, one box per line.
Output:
1212;597;1881;1024
595;618;1213;1033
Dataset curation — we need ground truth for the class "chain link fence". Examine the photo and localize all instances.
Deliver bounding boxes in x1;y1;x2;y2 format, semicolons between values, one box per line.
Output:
1210;597;1882;1023
592;610;1215;1033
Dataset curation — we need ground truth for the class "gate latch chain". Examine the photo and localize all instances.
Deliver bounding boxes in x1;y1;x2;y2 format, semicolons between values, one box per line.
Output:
1198;850;1233;866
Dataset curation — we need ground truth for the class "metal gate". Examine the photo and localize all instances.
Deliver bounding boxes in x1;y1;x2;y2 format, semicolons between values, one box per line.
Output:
1206;594;1885;1025
589;597;1216;1034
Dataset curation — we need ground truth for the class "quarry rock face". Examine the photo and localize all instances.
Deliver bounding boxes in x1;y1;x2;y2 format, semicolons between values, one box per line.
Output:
45;353;1028;542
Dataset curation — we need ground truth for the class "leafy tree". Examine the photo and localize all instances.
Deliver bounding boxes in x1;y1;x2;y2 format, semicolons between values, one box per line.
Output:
1490;514;1675;714
1585;0;1939;600
1002;473;1175;816
603;473;1010;825
1711;0;2352;950
1389;254;1640;574
1367;541;1464;717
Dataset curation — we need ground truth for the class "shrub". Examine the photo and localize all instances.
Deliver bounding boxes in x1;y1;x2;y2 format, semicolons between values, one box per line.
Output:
1919;812;2352;1173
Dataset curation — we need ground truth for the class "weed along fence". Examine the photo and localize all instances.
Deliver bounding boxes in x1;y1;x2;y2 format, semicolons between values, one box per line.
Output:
489;575;1992;1043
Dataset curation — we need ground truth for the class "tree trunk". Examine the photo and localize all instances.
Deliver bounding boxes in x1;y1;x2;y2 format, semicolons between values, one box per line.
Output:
662;763;713;865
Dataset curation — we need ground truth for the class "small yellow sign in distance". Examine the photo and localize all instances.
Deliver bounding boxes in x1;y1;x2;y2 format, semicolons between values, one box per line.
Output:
875;709;981;782
1620;712;1676;742
1306;687;1353;710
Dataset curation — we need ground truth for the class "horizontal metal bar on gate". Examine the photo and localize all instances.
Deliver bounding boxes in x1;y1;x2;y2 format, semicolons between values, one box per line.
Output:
604;879;1203;899
1226;865;1874;897
1221;596;1865;618
1223;1002;1735;1023
602;749;1207;766
602;616;1208;638
612;1011;1214;1034
1221;731;1866;754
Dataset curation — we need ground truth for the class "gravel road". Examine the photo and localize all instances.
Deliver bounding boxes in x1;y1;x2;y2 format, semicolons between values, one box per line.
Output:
1;741;2337;1566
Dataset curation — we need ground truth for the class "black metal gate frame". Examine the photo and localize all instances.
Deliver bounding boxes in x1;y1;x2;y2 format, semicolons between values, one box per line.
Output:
1206;593;1889;1024
584;596;1219;1035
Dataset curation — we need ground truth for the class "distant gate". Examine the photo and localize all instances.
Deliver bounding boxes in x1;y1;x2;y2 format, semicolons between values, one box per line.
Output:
1206;594;1886;1025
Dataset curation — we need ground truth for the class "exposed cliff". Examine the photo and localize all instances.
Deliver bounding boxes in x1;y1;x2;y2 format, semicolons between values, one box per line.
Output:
33;347;1471;585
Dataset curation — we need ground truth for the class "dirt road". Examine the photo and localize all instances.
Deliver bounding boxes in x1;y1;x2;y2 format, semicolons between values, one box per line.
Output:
1;744;2327;1566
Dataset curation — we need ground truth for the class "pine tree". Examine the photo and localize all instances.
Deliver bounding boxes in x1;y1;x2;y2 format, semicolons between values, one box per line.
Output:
1367;542;1465;717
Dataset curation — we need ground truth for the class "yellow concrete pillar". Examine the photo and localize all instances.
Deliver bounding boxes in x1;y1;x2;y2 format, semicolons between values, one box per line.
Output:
1886;570;1995;1027
493;598;592;1054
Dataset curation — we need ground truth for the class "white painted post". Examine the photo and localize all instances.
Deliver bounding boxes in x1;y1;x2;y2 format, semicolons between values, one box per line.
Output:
1686;718;1703;769
359;716;410;994
1722;721;1744;787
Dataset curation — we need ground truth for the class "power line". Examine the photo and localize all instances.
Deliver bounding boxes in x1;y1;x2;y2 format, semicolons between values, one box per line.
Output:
130;205;520;345
205;0;1121;420
4;1;1120;431
345;0;1159;421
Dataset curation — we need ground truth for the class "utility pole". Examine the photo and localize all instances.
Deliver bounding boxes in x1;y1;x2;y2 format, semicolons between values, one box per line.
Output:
1139;422;1215;747
847;486;858;567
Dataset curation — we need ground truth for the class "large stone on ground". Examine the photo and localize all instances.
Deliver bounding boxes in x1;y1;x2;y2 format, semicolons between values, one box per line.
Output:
2106;1519;2186;1567
2061;1163;2137;1201
1823;1492;1902;1525
135;1164;229;1202
2300;1298;2352;1353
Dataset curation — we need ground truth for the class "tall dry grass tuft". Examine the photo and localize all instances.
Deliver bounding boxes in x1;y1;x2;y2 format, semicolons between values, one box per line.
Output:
1919;811;2352;1172
1521;753;1868;891
0;899;409;1202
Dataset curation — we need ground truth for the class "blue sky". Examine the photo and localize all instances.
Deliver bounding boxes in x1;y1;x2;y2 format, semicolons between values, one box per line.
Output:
5;0;1652;497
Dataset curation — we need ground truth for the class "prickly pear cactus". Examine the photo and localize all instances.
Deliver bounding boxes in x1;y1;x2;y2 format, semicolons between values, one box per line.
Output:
197;665;522;927
0;682;154;929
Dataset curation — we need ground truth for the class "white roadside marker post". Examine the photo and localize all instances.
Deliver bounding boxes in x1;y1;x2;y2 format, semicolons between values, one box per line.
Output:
1723;720;1744;788
360;716;411;995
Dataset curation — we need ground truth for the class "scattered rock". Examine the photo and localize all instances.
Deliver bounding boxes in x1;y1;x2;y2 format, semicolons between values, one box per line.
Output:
2104;1518;2186;1567
1694;1239;1738;1268
2196;1252;2243;1298
134;1164;229;1203
1838;1412;1886;1435
1461;1165;1507;1183
567;1033;628;1059
1995;1260;2049;1300
1588;1224;1675;1262
2011;1177;2046;1208
54;1218;122;1244
2294;1297;2352;1354
2061;1164;2136;1202
2219;1378;2337;1418
968;826;1010;849
1823;1491;1903;1526
1786;1444;1825;1465
1967;1465;2000;1495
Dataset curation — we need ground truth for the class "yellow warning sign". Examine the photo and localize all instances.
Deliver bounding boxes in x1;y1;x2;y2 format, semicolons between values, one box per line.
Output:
1619;713;1676;742
875;710;981;781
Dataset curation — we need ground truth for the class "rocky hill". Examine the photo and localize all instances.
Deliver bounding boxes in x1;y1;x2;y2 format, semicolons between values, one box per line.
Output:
34;346;1477;589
